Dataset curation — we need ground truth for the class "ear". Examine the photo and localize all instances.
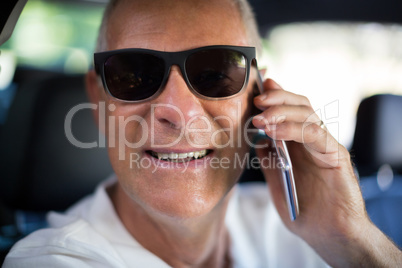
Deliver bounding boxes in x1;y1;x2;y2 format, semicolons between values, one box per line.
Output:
85;70;105;134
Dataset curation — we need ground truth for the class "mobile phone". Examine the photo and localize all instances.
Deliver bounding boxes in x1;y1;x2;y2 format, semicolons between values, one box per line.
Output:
255;73;299;221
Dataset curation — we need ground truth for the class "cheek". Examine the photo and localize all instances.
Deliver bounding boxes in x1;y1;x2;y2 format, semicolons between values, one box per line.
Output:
208;91;254;145
104;103;150;145
103;103;151;172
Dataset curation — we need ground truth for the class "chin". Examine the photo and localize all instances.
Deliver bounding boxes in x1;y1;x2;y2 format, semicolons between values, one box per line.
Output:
130;181;235;221
113;150;244;220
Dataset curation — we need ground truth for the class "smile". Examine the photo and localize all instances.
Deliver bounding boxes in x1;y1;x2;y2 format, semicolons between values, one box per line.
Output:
147;149;211;162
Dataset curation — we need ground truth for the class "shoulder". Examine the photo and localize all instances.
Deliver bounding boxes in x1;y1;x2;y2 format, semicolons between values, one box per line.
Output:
3;219;125;267
3;179;126;267
4;178;170;268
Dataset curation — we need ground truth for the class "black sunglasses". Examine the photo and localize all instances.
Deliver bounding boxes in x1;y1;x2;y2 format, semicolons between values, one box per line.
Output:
94;45;257;102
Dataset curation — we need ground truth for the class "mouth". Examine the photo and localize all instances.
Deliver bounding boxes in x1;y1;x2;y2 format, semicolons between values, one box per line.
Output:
146;149;212;162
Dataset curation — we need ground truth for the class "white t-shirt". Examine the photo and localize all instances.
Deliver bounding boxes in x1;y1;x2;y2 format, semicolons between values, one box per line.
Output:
4;177;328;268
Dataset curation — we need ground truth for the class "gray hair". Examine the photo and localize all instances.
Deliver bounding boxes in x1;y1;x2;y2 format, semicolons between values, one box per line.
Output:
95;0;261;57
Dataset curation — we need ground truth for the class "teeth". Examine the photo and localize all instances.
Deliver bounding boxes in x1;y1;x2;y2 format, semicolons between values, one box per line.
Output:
152;149;208;160
158;153;169;160
178;153;187;158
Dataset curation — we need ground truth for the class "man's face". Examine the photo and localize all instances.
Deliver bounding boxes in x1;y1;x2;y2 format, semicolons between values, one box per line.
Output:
98;0;256;218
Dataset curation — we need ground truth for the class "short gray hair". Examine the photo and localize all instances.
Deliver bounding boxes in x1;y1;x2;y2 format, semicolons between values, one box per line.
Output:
95;0;261;57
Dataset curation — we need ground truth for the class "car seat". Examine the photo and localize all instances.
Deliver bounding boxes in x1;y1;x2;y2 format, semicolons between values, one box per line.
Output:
351;94;402;247
0;70;113;262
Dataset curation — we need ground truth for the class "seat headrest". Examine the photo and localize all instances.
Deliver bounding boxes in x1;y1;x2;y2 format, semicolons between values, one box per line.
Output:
0;73;113;211
351;94;402;177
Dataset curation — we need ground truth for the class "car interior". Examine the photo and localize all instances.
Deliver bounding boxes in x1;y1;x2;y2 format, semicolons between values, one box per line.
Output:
1;0;402;264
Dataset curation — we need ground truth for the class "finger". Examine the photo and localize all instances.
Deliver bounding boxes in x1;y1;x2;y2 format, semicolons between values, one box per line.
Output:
255;79;311;108
264;121;340;167
267;122;336;150
255;90;312;109
263;78;283;91
252;105;321;127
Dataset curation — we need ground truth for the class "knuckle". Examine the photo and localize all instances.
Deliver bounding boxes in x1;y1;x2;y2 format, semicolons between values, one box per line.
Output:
305;105;315;116
299;95;311;106
264;106;285;123
268;89;283;100
302;106;318;122
302;123;322;142
278;122;298;140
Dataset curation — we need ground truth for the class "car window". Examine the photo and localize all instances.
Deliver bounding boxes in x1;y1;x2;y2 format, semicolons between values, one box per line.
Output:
0;0;104;125
259;22;402;148
0;0;104;74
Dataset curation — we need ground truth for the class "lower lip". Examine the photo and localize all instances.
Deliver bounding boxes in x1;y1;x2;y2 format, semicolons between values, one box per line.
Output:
144;151;214;169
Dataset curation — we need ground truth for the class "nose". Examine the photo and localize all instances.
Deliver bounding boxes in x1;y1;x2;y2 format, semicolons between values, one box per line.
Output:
152;66;205;129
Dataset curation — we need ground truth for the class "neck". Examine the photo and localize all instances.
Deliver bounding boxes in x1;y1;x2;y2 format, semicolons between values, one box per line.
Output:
108;183;234;268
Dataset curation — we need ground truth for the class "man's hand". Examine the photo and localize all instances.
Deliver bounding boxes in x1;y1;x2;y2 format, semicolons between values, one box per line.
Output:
252;79;402;267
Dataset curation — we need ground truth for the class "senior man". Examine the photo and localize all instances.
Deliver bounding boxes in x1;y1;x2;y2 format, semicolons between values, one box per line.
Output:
4;0;402;267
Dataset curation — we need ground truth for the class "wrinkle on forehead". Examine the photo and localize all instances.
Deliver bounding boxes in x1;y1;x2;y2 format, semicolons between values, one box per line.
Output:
106;0;248;51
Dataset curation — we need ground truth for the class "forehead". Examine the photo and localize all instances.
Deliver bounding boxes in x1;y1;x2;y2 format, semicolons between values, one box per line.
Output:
106;0;248;51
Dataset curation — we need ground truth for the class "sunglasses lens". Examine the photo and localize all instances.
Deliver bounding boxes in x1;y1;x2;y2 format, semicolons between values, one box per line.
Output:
103;53;165;101
186;49;247;98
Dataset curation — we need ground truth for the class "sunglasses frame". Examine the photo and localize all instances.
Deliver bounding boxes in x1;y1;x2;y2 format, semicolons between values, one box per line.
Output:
94;45;257;102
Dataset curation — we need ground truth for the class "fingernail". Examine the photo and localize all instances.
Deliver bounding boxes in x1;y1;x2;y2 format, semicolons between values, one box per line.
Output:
253;115;266;127
257;94;267;101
